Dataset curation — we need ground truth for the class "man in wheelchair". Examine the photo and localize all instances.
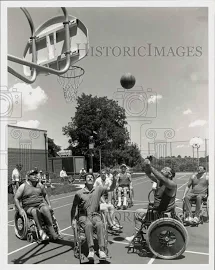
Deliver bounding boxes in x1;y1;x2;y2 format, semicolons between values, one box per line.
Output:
14;169;59;241
94;169;122;232
125;158;177;243
115;164;133;209
70;172;117;261
182;165;209;224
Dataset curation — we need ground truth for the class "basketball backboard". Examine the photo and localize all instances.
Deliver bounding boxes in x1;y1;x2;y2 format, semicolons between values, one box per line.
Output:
23;15;89;77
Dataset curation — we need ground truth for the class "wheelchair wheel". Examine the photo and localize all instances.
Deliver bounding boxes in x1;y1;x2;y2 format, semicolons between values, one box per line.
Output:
146;217;188;260
73;221;82;262
51;211;61;236
14;211;28;240
101;212;109;255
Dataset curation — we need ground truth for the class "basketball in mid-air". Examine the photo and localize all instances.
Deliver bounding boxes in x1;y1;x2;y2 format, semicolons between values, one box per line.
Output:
120;73;136;89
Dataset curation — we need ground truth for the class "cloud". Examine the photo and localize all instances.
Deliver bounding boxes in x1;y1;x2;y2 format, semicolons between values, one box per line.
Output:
9;83;48;111
176;145;185;148
16;120;40;129
183;109;192;115
176;127;184;132
148;94;162;104
189;120;207;127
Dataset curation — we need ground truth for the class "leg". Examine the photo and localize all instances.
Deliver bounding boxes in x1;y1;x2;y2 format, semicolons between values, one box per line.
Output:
184;193;196;217
100;203;113;227
123;187;128;207
79;216;94;259
26;207;49;241
195;194;204;218
117;187;122;207
39;204;58;239
125;208;147;243
92;215;107;259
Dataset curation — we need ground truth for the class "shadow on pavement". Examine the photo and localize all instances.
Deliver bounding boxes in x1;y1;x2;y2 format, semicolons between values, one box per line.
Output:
11;238;74;264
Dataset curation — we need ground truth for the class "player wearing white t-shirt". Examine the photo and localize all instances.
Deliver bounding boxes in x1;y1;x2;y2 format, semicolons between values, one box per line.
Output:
12;164;21;195
94;170;122;231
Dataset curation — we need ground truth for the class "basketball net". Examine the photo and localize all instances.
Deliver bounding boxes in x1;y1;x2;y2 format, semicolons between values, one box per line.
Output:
57;66;85;103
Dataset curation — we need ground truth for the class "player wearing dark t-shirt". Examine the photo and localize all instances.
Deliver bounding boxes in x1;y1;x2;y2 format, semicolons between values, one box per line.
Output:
70;173;117;261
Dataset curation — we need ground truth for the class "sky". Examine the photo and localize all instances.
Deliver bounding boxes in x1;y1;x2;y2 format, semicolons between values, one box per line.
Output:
6;6;209;158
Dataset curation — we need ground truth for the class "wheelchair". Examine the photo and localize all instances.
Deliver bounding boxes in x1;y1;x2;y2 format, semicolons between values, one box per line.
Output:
127;190;188;260
14;207;61;243
72;211;110;263
113;186;133;209
180;191;209;226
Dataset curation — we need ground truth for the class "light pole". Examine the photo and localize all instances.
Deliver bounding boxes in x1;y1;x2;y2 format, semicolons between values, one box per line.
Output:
89;136;94;172
189;137;203;171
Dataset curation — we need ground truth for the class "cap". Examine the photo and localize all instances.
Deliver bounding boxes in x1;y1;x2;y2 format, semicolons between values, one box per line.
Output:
27;169;38;176
120;164;127;169
39;170;43;173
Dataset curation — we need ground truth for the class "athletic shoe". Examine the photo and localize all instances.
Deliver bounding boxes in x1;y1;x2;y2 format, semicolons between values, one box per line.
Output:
39;230;49;241
87;250;95;260
193;216;200;224
99;249;107;259
184;216;194;224
125;235;135;243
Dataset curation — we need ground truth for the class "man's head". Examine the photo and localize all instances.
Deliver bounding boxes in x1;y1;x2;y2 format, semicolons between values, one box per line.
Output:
62;167;65;171
100;169;106;181
27;170;39;186
120;164;127;173
106;167;110;174
16;164;19;169
81;168;85;171
19;164;23;171
161;167;175;180
39;170;43;174
34;167;38;173
85;173;95;188
197;165;206;174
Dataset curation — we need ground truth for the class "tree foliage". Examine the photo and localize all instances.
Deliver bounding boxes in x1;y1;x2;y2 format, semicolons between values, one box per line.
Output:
62;94;143;170
48;137;61;157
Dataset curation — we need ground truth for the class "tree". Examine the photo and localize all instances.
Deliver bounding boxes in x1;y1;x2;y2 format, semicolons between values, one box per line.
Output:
62;93;143;170
48;137;61;157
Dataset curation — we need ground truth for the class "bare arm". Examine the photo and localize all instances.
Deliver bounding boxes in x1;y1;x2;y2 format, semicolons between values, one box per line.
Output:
14;184;25;212
150;167;176;189
182;176;193;198
146;173;158;183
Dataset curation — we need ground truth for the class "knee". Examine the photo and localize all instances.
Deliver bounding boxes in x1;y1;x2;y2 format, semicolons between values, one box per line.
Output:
40;205;50;215
95;220;103;229
85;220;93;229
31;208;38;217
196;195;203;201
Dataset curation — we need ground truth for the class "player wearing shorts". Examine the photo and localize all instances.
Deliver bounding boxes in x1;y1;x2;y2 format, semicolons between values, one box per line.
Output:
115;164;133;209
14;169;59;241
94;170;121;231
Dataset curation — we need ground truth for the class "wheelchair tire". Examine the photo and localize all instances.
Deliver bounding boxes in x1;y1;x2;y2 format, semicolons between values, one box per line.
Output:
14;211;28;240
73;222;81;261
101;212;109;255
146;217;188;260
51;212;61;236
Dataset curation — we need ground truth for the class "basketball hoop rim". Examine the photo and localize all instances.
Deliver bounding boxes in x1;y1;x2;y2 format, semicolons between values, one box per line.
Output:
57;66;85;79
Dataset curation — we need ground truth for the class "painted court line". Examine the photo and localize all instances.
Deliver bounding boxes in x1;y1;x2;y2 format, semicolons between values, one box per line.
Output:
8;225;72;256
147;256;156;264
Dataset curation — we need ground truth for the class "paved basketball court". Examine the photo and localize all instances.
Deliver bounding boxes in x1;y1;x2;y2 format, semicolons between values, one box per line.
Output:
7;173;209;264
